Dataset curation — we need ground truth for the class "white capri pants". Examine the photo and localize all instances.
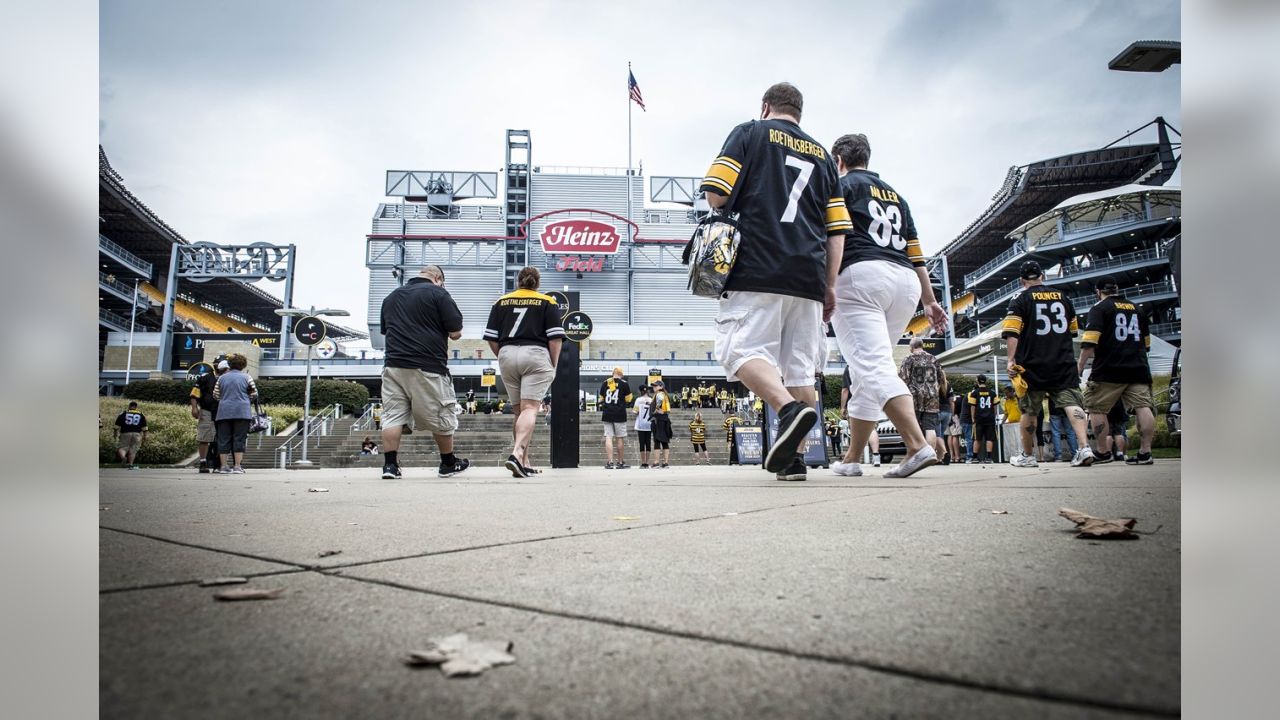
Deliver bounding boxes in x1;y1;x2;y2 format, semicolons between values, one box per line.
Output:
714;291;824;387
831;261;922;421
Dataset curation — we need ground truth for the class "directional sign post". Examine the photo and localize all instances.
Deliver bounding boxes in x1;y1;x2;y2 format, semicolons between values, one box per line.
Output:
292;316;326;467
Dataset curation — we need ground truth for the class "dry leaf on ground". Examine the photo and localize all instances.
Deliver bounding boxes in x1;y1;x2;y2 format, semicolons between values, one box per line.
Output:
317;550;342;558
199;577;248;587
1058;508;1139;539
991;510;1009;515
213;587;285;601
405;633;516;677
308;488;329;493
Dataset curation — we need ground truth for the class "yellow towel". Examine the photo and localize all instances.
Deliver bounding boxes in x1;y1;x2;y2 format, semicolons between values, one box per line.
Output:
1010;364;1028;397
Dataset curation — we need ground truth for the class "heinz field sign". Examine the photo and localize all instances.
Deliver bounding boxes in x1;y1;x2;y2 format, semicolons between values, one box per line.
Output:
538;219;622;255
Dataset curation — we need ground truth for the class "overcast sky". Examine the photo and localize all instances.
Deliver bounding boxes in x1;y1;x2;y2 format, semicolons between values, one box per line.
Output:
100;0;1180;337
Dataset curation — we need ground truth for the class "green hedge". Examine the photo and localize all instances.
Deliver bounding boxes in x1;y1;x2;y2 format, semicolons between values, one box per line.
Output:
124;378;367;413
100;398;304;465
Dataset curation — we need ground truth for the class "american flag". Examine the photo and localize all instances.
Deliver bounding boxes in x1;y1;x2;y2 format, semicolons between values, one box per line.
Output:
628;70;646;111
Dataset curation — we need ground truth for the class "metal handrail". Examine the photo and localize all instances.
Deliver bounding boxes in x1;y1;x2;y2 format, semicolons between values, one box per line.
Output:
1059;246;1166;278
976;278;1024;311
1069;280;1177;311
351;401;381;432
1151;321;1181;336
99;307;132;329
276;403;343;468
965;242;1026;287
1062;212;1147;235
99;234;153;276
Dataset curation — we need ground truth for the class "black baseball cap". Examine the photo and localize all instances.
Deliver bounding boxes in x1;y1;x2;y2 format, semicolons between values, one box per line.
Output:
1094;275;1120;292
977;374;988;384
1018;261;1043;280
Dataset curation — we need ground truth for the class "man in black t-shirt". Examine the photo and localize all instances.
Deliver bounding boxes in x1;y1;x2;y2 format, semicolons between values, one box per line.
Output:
1078;275;1156;465
379;265;469;480
967;376;998;463
701;82;852;482
1002;261;1093;468
114;401;148;467
598;367;634;470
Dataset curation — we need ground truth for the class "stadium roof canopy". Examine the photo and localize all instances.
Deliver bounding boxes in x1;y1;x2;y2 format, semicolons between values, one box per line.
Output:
940;119;1179;283
99;147;366;340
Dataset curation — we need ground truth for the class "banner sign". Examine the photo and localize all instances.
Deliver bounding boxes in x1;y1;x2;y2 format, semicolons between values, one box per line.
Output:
733;426;763;465
481;368;497;387
647;368;662;385
172;333;279;370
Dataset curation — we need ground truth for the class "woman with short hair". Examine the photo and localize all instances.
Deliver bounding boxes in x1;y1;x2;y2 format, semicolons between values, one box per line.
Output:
213;353;258;474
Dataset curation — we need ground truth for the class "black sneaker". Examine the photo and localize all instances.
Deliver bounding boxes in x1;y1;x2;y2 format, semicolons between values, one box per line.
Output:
1093;453;1114;465
764;402;817;473
605;462;616;469
776;456;807;481
640;463;648;469
660;463;669;468
1114;452;1126;463
505;455;528;478
439;458;470;478
1125;452;1153;465
198;461;210;474
616;463;630;469
381;463;402;479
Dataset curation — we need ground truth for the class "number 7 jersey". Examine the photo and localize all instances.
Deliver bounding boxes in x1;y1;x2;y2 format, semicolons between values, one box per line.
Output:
838;169;924;273
1001;286;1080;390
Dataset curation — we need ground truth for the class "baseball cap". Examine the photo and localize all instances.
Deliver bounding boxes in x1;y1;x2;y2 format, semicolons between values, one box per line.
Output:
652;379;665;387
1094;275;1120;292
977;373;988;384
217;360;231;370
1018;261;1043;280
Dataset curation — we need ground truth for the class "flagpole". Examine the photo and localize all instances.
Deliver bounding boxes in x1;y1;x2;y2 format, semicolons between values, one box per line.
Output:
627;62;634;325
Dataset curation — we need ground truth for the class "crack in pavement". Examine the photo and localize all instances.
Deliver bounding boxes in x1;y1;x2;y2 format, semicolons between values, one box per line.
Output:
319;570;1179;718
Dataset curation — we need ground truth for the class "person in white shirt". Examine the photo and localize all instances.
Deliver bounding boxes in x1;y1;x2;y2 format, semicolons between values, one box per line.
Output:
632;385;654;469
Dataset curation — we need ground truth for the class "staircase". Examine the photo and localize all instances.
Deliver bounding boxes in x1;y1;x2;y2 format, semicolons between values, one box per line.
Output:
238;416;356;469
339;408;825;471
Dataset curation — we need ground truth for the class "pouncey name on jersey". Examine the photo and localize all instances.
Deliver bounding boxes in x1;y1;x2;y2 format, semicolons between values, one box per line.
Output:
700;119;852;302
483;289;567;348
1002;287;1080;390
1082;296;1152;384
839;169;924;272
598;377;634;423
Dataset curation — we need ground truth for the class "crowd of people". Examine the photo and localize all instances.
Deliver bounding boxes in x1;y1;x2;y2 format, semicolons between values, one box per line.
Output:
355;82;1159;481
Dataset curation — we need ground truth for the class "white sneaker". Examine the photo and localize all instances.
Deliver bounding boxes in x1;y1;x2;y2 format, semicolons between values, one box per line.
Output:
884;446;938;479
1071;447;1096;467
872;453;881;467
831;461;863;477
1011;454;1039;468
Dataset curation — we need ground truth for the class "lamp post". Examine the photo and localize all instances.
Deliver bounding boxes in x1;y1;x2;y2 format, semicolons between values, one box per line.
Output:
275;306;349;467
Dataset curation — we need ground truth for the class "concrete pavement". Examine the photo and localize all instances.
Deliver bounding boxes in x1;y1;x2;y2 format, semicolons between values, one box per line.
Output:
100;459;1180;718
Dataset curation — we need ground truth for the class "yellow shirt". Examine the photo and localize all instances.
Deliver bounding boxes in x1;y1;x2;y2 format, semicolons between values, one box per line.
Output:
1001;398;1021;423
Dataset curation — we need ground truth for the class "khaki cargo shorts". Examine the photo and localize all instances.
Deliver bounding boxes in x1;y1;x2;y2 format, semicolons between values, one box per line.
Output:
1084;381;1154;414
498;344;555;405
117;432;142;453
196;409;217;443
380;367;460;435
1018;387;1085;416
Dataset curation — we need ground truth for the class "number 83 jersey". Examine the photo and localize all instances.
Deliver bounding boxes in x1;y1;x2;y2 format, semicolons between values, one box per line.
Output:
838;169;923;273
1002;287;1080;390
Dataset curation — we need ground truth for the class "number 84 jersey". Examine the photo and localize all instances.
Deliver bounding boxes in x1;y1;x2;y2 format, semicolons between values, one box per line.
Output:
838;169;924;273
1002;286;1080;391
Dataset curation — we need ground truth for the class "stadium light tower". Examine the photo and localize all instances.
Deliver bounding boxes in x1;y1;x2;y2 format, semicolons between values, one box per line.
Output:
275;306;349;467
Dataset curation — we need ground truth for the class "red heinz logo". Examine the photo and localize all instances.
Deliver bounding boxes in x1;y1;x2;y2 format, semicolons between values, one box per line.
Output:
539;219;622;254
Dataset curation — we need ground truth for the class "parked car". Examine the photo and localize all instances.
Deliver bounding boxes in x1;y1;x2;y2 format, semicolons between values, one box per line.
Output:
875;418;907;464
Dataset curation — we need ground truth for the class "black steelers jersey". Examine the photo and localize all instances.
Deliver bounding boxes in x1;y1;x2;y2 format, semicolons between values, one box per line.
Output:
597;377;633;423
483;289;567;348
968;387;997;423
838;169;923;272
1002;285;1080;390
701;119;852;302
1081;296;1152;384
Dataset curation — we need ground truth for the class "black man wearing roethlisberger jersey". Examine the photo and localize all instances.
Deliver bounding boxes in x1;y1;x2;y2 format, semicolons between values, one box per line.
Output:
700;81;852;482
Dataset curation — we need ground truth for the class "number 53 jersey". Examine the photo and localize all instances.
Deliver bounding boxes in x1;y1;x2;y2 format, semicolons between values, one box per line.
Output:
1002;286;1080;391
701;119;851;303
838;169;924;273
